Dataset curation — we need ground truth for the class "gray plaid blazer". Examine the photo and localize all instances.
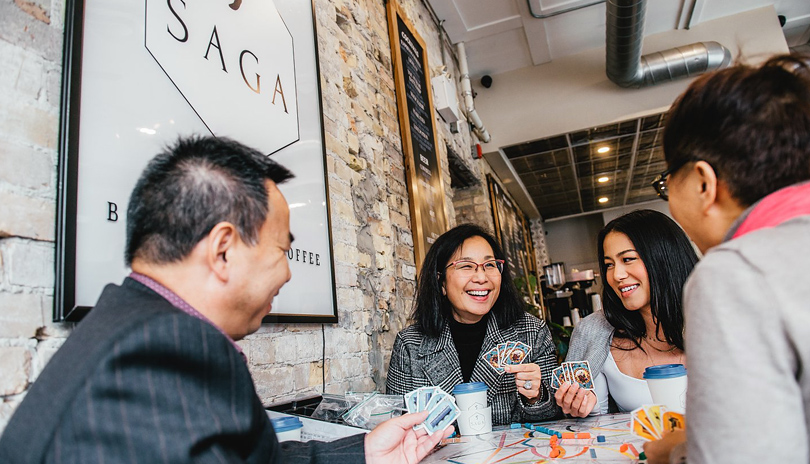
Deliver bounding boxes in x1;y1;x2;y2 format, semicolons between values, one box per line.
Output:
385;312;559;425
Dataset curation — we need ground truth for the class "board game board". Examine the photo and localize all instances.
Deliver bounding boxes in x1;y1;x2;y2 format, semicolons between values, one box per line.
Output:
422;413;647;463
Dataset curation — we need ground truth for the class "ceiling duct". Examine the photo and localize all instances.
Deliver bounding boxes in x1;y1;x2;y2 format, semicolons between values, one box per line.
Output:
606;0;731;88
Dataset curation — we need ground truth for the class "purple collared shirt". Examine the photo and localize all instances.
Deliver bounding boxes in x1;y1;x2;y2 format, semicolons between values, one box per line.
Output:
129;272;246;360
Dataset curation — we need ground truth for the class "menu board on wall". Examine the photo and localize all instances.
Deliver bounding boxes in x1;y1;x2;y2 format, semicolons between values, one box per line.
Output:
487;175;536;291
55;0;338;323
387;0;448;271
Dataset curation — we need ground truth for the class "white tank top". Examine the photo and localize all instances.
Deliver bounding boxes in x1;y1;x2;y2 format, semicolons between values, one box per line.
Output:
601;350;653;412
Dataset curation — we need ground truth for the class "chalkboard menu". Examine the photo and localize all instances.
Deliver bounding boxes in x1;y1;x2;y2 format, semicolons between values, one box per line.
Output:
487;175;535;292
387;0;448;271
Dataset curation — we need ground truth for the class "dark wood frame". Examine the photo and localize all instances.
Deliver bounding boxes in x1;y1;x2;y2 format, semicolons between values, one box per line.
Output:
386;0;449;273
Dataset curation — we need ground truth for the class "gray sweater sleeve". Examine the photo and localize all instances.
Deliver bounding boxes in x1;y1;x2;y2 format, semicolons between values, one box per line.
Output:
565;311;614;379
684;249;808;463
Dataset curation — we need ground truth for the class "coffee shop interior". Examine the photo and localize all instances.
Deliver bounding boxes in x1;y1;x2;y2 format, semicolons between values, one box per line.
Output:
0;0;808;440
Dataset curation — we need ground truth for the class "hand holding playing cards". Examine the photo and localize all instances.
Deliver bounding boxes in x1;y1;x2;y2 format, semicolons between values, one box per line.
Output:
503;363;543;401
554;381;597;417
364;410;453;464
642;429;687;464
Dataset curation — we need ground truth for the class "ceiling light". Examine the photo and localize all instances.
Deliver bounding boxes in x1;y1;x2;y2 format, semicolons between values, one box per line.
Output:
597;146;610;154
598;197;609;204
597;176;609;183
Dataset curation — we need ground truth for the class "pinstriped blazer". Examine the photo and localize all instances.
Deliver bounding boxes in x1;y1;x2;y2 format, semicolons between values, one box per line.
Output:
0;278;365;464
385;312;560;425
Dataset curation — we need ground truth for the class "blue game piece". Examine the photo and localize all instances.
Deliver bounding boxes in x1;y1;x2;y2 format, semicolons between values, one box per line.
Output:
510;423;521;429
597;435;606;442
590;448;597;458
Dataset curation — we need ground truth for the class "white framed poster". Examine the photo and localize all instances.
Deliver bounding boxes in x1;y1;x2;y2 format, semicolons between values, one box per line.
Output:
56;0;338;323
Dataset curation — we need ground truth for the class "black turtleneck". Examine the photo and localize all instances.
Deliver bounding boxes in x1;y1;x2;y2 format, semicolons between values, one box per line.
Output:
448;313;489;382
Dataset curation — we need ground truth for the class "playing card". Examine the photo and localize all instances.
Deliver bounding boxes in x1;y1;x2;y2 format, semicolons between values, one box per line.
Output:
506;342;531;365
404;389;419;414
631;406;661;439
662;411;686;433
418;386;439;411
496;342;508;365
423;395;460;435
424;390;450;413
631;416;658;441
482;348;504;374
550;369;560;389
568;361;594;390
551;366;565;388
561;362;573;384
643;404;664;435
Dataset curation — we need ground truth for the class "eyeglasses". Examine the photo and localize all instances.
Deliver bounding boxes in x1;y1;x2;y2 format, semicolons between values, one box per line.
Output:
650;166;675;201
445;259;505;276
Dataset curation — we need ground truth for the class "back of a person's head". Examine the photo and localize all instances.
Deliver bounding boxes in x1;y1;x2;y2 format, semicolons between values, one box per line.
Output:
664;53;810;207
125;136;294;266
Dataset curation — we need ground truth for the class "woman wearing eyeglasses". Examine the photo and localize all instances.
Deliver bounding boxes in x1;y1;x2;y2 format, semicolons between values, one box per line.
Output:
554;210;697;417
385;224;559;425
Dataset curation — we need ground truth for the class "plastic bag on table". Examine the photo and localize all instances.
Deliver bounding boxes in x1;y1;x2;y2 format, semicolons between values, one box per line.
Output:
310;394;358;423
341;392;405;430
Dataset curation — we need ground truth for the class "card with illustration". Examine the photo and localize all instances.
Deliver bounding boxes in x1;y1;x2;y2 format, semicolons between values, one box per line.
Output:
483;340;531;374
424;396;460;435
568;361;594;390
662;411;686;433
631;416;658;441
404;389;418;414
643;404;664;435
631;406;661;440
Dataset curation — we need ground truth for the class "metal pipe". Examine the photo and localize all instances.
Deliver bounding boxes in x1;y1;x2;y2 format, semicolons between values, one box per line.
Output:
526;0;606;19
457;42;491;143
605;0;731;88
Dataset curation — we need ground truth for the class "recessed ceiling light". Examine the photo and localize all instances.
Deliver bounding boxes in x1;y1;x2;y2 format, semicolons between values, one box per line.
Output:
597;176;610;183
598;197;609;203
597;146;610;154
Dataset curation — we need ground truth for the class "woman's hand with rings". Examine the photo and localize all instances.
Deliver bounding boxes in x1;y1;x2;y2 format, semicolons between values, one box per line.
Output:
504;363;542;401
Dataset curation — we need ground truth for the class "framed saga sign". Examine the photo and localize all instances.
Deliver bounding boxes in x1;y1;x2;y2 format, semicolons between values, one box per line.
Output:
56;0;338;323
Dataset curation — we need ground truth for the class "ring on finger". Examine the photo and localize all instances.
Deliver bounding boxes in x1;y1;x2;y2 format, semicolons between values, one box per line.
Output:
523;380;532;390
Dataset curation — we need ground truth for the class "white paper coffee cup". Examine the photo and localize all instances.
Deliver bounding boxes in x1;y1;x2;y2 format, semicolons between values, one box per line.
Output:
643;364;687;413
271;416;303;442
457;406;493;436
452;382;488;412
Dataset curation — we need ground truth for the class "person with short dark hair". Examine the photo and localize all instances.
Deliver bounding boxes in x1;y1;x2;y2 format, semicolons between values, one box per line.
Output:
385;224;559;425
0;135;451;464
642;54;810;464
556;210;697;417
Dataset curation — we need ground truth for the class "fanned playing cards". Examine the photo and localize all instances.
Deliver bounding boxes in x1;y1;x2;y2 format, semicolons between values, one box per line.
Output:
481;341;531;374
404;386;460;435
550;360;594;390
630;405;686;441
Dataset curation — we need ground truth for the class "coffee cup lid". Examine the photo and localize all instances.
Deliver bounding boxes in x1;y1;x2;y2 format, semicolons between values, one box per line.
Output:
453;382;488;394
643;364;687;379
271;416;303;432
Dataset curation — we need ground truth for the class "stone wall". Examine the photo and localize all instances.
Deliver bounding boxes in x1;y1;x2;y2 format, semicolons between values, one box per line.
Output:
0;0;498;432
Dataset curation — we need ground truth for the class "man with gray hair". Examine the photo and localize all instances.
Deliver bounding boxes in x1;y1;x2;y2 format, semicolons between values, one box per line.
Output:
0;136;450;463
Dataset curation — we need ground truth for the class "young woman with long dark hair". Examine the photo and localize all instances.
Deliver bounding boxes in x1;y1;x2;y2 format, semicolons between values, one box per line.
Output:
555;209;698;417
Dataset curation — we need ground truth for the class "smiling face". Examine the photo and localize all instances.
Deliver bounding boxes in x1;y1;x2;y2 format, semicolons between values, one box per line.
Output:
230;181;293;339
602;231;651;314
442;236;502;324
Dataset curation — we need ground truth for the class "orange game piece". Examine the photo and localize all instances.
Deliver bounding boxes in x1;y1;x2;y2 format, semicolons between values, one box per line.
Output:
562;432;575;439
575;433;591;439
619;443;629;453
549;447;560;458
549;435;558;445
